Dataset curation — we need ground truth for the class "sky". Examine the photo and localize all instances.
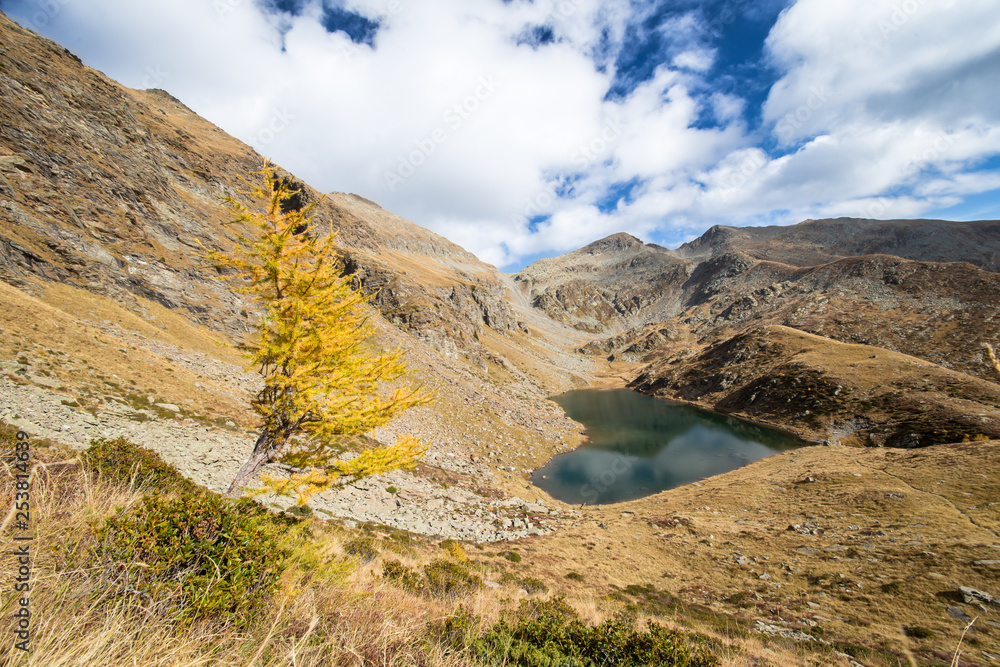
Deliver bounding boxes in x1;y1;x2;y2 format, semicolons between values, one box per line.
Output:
3;0;1000;270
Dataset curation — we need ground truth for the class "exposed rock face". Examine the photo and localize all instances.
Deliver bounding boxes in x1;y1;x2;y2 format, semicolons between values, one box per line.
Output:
0;11;519;364
513;233;694;333
531;227;1000;381
676;217;1000;271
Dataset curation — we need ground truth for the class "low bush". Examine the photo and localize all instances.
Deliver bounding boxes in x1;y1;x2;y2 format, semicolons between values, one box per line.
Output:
518;576;548;595
382;558;482;598
440;539;468;562
424;559;482;599
81;437;197;494
90;492;289;626
383;559;424;592
438;597;719;667
903;626;935;639
343;536;379;563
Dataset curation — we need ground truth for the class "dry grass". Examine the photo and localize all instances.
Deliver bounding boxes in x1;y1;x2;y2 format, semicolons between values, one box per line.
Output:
517;438;1000;666
0;427;825;667
0;279;252;426
0;437;474;667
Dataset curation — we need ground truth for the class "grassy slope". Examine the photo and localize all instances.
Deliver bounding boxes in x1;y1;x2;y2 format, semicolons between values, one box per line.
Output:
631;325;1000;447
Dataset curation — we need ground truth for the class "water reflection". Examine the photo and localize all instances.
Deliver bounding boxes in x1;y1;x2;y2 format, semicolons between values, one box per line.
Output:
531;389;804;505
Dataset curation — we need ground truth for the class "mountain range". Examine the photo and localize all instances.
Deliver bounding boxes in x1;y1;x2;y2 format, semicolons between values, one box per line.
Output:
5;11;1000;661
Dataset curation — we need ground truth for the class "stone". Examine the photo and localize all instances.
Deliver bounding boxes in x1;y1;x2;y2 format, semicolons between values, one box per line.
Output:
947;606;972;621
155;403;181;413
12;418;41;436
959;586;997;606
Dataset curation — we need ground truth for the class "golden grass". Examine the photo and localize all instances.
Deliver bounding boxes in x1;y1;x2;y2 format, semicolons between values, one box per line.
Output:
0;441;474;666
0;429;831;667
0;278;252;426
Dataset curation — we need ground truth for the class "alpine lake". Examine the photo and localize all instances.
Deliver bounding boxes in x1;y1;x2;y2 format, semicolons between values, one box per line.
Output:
531;389;806;505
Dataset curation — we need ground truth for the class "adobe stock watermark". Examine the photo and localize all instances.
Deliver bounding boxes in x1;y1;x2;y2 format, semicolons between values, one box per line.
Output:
875;0;930;39
8;430;33;653
704;0;755;34
579;453;633;505
140;65;169;90
29;0;71;30
510;118;625;226
383;75;501;192
214;0;243;20
862;131;957;218
545;0;585;23
252;108;295;148
720;151;767;202
775;84;833;143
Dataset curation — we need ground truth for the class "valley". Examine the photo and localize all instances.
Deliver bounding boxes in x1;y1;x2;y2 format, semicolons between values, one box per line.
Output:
1;10;999;665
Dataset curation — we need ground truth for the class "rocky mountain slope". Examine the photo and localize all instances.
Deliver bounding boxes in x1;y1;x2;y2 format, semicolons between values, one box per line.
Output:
522;226;1000;383
630;325;1000;447
0;10;597;536
676;217;1000;270
0;10;549;373
513;233;694;333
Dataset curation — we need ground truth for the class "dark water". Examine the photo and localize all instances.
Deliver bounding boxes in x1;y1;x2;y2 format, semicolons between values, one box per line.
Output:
531;389;804;505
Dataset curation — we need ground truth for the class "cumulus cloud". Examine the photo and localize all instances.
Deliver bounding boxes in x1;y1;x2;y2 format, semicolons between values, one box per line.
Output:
2;0;998;269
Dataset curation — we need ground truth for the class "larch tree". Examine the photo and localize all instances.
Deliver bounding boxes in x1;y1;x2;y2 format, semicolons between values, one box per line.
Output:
208;162;431;505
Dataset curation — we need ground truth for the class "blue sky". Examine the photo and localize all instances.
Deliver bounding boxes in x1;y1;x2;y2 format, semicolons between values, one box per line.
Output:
3;0;999;270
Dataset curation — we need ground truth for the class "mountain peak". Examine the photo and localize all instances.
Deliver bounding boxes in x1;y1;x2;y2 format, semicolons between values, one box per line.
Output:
583;232;644;254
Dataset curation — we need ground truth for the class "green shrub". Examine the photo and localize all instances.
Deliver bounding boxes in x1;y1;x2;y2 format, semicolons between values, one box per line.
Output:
382;559;423;592
286;504;313;518
386;485;398;494
499;550;522;563
381;558;483;598
518;576;548;595
439;597;718;667
498;572;547;594
565;571;584;582
90;492;289;626
81;437;196;494
343;537;379;563
903;626;934;639
423;559;482;599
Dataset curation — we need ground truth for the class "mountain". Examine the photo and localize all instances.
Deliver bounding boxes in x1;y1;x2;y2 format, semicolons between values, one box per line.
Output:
676;217;1000;270
519;223;1000;382
5;12;1000;662
0;10;597;542
513;233;693;333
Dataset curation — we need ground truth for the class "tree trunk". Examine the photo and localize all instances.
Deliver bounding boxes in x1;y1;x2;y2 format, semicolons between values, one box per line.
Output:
225;430;284;498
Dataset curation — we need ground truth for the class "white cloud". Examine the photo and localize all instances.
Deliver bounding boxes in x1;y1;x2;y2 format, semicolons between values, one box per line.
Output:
2;0;998;270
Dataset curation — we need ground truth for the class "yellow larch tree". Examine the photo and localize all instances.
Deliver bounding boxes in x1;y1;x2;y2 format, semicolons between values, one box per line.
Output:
208;162;431;504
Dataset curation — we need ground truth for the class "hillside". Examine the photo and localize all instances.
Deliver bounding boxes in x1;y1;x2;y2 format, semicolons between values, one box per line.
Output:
528;230;1000;383
0;9;597;538
676;218;1000;271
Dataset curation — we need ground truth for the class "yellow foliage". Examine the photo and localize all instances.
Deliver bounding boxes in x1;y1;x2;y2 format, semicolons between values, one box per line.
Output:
207;162;432;503
441;539;468;562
